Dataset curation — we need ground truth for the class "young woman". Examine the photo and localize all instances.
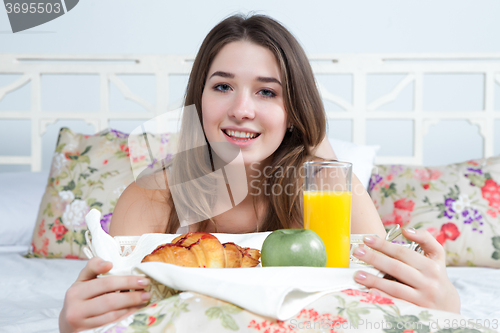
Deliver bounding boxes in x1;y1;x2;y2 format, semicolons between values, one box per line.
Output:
59;14;460;333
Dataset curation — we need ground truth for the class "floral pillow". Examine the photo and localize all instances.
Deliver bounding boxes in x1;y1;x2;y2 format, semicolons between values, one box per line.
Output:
27;127;177;259
368;156;500;267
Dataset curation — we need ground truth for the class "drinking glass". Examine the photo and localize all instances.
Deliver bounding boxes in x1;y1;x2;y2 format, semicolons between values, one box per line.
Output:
303;160;352;268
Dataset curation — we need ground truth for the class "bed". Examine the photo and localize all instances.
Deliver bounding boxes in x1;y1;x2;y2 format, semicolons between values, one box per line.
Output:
1;53;500;333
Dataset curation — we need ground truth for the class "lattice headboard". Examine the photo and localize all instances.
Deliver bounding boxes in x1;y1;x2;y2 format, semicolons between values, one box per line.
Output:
1;53;500;171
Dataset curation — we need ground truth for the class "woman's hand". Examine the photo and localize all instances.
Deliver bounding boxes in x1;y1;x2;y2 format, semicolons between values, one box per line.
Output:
59;257;151;333
352;228;461;314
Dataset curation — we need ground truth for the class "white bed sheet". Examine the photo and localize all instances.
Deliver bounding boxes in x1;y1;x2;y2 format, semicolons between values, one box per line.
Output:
0;251;86;333
0;171;49;250
0;249;499;333
447;267;500;320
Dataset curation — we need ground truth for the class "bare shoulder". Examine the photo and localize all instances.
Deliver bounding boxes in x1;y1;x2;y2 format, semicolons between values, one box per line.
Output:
109;171;172;236
310;136;337;160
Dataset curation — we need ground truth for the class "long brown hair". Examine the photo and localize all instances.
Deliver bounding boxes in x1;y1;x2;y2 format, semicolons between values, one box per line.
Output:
165;14;326;233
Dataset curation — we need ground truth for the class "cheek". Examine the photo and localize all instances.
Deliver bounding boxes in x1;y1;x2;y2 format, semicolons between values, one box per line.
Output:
201;94;218;138
202;113;217;143
271;107;288;131
263;111;287;142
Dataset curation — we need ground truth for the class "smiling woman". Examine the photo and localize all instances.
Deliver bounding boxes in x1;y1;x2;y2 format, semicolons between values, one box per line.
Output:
172;14;333;235
59;14;460;333
202;41;288;167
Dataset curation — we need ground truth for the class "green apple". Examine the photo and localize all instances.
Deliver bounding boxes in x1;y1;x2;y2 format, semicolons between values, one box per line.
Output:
261;229;327;267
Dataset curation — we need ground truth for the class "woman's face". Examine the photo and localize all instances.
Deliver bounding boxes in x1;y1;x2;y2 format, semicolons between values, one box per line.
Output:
201;41;288;167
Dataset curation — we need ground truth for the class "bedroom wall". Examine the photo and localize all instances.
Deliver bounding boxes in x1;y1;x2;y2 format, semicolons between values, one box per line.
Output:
1;0;500;172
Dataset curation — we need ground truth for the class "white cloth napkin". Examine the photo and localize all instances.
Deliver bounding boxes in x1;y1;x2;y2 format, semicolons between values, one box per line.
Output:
134;263;382;320
85;209;383;320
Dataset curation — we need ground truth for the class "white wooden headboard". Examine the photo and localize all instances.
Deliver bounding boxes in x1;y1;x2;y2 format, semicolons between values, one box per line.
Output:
1;53;499;171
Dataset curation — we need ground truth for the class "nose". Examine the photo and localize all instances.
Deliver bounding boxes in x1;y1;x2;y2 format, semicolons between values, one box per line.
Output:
228;91;255;121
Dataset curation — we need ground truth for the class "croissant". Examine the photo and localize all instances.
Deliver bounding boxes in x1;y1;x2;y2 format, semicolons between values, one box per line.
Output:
141;232;261;268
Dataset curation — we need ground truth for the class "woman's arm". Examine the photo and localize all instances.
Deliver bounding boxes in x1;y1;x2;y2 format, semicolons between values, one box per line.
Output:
109;180;171;236
313;137;460;313
60;180;171;332
312;136;386;238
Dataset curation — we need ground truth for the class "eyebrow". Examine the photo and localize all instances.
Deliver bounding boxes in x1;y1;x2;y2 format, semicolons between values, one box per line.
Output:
208;71;281;86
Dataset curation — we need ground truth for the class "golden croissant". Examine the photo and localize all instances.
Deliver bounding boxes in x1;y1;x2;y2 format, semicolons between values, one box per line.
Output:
141;232;261;268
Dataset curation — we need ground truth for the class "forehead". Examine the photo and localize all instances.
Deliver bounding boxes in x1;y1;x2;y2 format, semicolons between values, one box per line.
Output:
208;41;282;81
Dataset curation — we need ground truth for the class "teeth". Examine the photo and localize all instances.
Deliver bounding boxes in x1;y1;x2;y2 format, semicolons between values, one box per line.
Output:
225;130;258;139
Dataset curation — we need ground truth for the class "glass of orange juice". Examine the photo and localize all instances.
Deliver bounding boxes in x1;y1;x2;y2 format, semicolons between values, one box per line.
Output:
303;160;352;268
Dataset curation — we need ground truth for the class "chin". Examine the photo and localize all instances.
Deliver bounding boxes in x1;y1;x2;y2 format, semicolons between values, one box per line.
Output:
240;152;265;166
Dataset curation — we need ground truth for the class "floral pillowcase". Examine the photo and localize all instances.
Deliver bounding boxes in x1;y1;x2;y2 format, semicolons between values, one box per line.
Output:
368;156;500;267
27;127;177;259
92;290;486;333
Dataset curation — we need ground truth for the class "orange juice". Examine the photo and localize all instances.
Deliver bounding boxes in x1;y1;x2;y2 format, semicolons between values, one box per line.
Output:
303;190;351;268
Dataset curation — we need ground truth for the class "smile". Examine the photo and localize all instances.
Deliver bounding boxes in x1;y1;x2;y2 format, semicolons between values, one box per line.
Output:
222;129;261;141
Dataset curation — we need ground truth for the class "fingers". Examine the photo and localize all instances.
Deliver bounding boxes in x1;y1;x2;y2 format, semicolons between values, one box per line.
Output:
362;234;427;268
352;238;424;287
402;228;446;263
368;288;392;299
359;230;443;271
62;258;154;333
80;275;150;300
84;276;149;299
84;290;151;318
353;270;420;305
81;307;138;331
76;257;113;282
352;229;458;314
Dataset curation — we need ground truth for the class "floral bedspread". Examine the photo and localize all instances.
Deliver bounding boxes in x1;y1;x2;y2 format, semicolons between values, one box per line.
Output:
87;289;498;333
